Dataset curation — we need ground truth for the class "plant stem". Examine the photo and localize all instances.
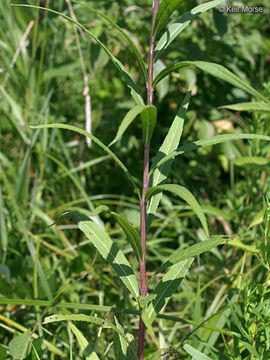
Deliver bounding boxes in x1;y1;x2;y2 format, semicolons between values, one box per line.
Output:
138;1;159;359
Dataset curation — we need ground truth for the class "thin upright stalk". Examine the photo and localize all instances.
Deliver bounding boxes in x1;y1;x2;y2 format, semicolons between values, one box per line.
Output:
138;1;159;359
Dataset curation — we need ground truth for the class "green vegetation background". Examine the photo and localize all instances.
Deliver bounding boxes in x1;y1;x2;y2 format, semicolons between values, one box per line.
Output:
1;0;270;358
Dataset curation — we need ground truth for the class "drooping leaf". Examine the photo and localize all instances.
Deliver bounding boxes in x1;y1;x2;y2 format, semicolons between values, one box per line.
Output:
109;105;156;147
58;212;140;299
30;124;140;199
153;0;182;39
147;87;192;230
68;322;100;360
87;204;142;262
141;105;157;144
8;331;31;360
146;184;209;237
183;344;214;360
72;0;147;82
149;133;270;173
143;258;194;325
154;0;225;60
12;4;144;106
151;236;227;279
220;102;270;112
249;209;264;228
154;61;266;101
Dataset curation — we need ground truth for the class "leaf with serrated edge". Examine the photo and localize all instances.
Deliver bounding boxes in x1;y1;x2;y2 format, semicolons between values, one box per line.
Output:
30;124;140;199
149;134;270;175
143;258;194;325
147;87;192;230
147;184;209;237
154;0;225;61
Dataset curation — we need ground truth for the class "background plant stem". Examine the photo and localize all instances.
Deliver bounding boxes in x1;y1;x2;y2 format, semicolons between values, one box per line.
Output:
138;1;159;359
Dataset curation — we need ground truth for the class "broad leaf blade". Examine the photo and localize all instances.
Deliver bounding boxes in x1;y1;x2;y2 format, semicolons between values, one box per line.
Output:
147;88;192;230
143;258;194;325
141;105;157;144
154;0;182;39
220;102;270;112
8;331;31;360
146;184;209;237
68;322;100;360
150;133;270;172
30;124;140;198
59;212;140;299
154;0;225;60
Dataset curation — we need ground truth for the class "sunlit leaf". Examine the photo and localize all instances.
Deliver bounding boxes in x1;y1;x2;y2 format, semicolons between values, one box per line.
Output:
220;102;270;112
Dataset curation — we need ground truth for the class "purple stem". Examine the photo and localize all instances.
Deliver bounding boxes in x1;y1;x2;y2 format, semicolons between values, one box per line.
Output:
138;1;159;359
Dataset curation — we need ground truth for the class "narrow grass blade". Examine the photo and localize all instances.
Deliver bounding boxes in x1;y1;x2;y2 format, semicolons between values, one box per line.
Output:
72;0;147;82
153;0;182;39
154;0;224;60
109;105;156;147
59;212;140;299
30;124;140;199
0;188;8;261
184;344;214;360
152;236;227;278
150;133;270;173
14;147;30;204
12;4;144;106
68;322;100;360
146;184;209;236
143;258;194;325
220;102;270;112
147;88;192;230
233;156;270;166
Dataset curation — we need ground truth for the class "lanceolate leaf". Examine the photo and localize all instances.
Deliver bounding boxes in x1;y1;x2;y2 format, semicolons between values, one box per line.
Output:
183;344;214;360
146;184;209;237
152;236;227;278
13;4;144;106
68;322;100;360
154;0;225;60
220;102;270;112
88;205;142;262
147;88;192;230
109;105;156;147
154;61;266;101
153;0;182;39
58;212;140;299
141;105;157;144
72;0;148;82
30;124;140;199
143;258;194;325
149;133;270;173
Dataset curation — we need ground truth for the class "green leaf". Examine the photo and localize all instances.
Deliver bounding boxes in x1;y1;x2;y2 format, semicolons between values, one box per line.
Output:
150;133;270;172
183;344;214;360
68;322;100;360
9;331;31;360
59;212;140;299
152;236;227;278
154;0;225;60
249;209;264;228
143;258;193;325
141;105;157;144
72;0;147;83
146;184;209;237
109;105;156;147
154;61;266;101
154;60;170;100
220;102;270;112
88;205;142;262
153;0;182;39
0;188;8;259
12;4;144;106
30;124;140;199
233;156;270;166
113;317;136;360
147;87;192;230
